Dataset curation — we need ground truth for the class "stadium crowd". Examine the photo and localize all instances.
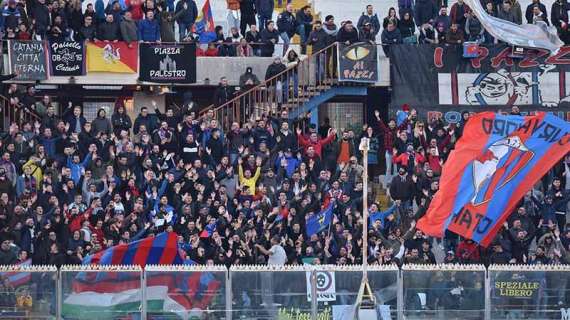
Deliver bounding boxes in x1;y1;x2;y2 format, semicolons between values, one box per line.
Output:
0;0;568;58
0;0;566;270
0;86;567;269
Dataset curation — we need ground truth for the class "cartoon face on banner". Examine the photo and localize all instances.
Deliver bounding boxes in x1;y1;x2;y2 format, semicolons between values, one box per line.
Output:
440;65;570;108
471;136;534;205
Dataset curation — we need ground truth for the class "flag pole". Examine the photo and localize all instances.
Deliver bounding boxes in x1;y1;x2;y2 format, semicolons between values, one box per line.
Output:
355;137;376;317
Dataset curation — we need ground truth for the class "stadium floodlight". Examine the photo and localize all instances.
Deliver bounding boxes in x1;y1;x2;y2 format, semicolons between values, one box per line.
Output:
355;137;377;319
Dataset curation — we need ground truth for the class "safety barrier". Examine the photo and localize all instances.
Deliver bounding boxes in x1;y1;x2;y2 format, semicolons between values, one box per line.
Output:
0;264;569;319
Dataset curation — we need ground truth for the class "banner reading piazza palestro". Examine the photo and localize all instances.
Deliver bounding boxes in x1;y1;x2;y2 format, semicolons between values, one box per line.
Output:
139;43;196;83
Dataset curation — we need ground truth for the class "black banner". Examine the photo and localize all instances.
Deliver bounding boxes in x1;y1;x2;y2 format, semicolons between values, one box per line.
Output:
338;42;378;83
49;41;85;76
389;44;570;121
9;40;47;81
139;43;196;83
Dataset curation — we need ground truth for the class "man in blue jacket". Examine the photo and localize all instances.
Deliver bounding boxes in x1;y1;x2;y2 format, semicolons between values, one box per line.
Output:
255;0;274;31
175;0;198;41
138;10;161;42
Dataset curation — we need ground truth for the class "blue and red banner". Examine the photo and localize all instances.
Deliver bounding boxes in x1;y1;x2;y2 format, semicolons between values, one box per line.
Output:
417;112;570;246
193;0;216;43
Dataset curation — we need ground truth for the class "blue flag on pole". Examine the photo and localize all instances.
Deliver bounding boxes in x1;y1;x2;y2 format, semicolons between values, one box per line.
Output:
306;203;334;236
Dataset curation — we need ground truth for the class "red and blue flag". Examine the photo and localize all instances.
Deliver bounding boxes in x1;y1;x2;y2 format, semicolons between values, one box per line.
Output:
0;259;31;287
66;232;221;318
193;0;216;43
417;112;570;246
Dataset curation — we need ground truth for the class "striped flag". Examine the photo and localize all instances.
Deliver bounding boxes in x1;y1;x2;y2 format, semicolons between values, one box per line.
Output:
193;0;216;43
63;232;221;319
0;259;31;287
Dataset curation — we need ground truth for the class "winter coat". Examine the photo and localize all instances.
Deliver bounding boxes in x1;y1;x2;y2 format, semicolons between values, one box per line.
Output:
120;17;139;43
175;0;198;25
138;18;160;41
357;13;381;36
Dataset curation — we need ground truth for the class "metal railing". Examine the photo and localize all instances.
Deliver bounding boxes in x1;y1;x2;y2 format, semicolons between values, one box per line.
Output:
199;42;340;129
0;94;41;130
1;264;570;320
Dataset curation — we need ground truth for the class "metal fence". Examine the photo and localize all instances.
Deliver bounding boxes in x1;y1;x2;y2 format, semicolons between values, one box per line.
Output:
0;264;570;319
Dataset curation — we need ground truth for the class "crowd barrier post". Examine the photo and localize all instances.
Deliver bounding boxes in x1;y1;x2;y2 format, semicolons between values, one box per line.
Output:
397;268;404;320
485;268;491;320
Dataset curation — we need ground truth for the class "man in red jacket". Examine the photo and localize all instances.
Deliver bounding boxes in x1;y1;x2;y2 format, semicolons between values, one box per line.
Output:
296;127;336;159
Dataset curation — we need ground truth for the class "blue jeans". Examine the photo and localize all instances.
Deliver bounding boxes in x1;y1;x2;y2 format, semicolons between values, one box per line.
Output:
296;24;308;44
178;22;189;41
279;32;290;55
258;15;271;31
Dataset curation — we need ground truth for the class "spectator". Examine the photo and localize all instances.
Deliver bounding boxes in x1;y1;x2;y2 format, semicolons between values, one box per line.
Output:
265;57;287;103
296;127;336;159
175;0;198;42
227;0;241;32
414;0;437;27
240;0;256;37
259;20;279;57
498;0;520;24
381;21;402;56
127;0;144;20
31;0;50;39
337;20;359;45
383;7;400;29
111;106;132;136
296;5;313;54
255;0;274;31
77;16;96;41
465;12;484;42
445;23;464;44
2;0;21;32
138;10;161;42
398;0;413;18
204;42;219;56
48;16;68;41
65;106;87;134
245;24;261;55
399;11;417;44
236;38;254;57
277;4;296;56
133;107;158;135
213;77;235;107
91;108;113;137
450;0;470;30
307;20;328;52
419;23;437;44
98;14;121;42
359;22;375;42
434;7;451;33
323;15;338;45
552;0;570;44
357;5;381;39
529;4;550;25
511;0;524;24
120;11;139;46
158;4;177;42
526;0;548;24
